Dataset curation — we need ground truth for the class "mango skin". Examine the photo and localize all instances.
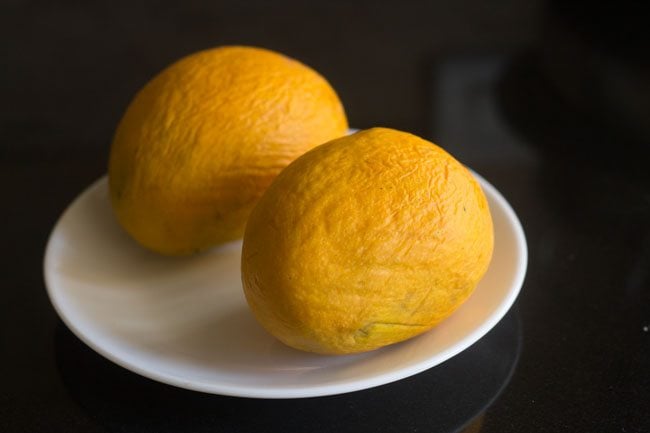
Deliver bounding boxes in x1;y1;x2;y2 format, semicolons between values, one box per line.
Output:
109;46;347;255
242;127;494;354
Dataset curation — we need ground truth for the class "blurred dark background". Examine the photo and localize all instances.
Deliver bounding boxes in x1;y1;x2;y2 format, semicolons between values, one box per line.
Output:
2;1;649;433
2;0;542;159
3;1;649;159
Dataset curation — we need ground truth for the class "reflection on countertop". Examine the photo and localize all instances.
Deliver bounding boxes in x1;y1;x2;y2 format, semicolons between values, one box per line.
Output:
55;309;521;433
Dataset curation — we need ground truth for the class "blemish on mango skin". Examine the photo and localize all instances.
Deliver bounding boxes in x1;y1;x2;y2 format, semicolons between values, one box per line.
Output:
242;127;494;355
354;321;428;340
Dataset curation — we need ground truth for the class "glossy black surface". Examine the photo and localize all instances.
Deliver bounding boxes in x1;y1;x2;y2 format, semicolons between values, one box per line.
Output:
2;2;649;432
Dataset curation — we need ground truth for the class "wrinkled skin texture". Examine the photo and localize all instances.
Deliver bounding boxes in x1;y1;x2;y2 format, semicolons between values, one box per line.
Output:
109;46;348;255
242;128;494;354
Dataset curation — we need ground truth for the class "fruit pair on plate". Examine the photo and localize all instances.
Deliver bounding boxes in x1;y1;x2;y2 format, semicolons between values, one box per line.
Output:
108;46;494;355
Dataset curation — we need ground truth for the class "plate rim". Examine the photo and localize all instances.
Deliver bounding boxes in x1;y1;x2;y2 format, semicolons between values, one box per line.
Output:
43;172;527;399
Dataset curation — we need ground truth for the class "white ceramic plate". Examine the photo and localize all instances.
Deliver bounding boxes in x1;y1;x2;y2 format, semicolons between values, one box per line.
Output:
44;173;527;398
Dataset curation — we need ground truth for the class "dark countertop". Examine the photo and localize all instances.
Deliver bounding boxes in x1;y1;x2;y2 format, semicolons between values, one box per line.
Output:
2;2;649;432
